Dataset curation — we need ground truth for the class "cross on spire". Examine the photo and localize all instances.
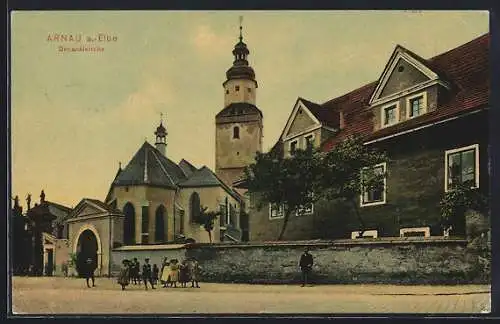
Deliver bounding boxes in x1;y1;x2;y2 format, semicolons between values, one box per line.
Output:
239;16;243;42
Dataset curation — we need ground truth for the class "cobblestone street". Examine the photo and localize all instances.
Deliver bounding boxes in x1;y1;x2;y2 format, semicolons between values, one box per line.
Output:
11;277;491;315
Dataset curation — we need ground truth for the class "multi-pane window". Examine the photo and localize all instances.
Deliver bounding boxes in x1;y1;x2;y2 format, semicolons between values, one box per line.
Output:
361;163;386;206
383;105;398;126
235;85;240;91
445;145;479;191
290;140;298;155
269;204;284;219
409;96;424;118
305;134;314;148
296;203;314;216
296;192;314;216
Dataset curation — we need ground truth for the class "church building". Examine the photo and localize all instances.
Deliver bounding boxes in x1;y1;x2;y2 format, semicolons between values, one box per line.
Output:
64;117;244;276
45;22;263;277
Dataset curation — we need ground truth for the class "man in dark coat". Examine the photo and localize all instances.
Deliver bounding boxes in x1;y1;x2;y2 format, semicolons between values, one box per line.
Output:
84;257;96;288
142;258;155;290
299;248;313;287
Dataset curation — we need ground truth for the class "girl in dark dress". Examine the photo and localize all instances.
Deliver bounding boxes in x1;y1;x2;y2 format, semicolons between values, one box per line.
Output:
179;260;190;288
152;264;159;286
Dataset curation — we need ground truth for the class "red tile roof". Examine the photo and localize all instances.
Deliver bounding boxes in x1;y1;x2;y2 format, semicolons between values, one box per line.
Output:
322;33;489;151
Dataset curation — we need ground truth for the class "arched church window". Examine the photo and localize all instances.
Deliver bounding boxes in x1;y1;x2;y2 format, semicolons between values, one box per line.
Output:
233;126;240;139
190;192;201;223
123;202;135;245
141;206;149;244
155;205;166;243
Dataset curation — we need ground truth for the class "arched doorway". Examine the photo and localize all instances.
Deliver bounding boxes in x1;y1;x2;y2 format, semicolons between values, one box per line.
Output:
190;192;201;223
75;229;98;277
123;202;135;245
155;205;166;243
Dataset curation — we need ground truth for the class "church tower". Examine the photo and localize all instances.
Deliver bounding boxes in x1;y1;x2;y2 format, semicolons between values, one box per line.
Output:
154;114;167;156
215;19;263;188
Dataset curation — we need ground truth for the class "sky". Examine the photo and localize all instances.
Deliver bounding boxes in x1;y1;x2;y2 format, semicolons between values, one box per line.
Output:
11;10;489;208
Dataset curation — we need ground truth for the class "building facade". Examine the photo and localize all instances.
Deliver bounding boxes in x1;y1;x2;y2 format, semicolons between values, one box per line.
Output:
247;34;489;241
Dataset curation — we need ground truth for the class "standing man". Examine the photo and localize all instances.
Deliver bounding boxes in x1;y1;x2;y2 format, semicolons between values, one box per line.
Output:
142;258;155;290
299;248;313;287
84;257;96;288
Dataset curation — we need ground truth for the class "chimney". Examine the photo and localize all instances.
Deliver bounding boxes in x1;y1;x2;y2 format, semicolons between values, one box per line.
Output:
339;111;345;130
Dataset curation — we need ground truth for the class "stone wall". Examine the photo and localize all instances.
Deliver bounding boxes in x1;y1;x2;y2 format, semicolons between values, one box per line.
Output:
183;238;490;285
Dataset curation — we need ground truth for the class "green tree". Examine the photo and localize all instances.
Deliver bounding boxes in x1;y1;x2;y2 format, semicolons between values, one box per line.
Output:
318;135;387;237
244;145;323;240
199;205;221;243
439;183;488;236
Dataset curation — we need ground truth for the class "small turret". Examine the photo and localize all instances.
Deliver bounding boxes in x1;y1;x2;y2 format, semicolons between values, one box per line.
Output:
155;113;168;156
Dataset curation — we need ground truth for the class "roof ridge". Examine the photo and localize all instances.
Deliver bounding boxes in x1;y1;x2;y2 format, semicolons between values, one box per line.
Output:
150;148;177;188
428;33;489;63
44;200;72;211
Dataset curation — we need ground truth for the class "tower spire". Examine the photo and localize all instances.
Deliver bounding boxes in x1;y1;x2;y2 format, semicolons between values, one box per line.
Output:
154;114;168;156
239;16;243;42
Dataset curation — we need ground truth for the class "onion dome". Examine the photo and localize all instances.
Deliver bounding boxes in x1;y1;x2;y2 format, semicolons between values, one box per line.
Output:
225;23;256;81
155;121;167;137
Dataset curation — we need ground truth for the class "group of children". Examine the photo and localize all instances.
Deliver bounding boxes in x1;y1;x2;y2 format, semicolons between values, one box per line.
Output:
117;257;201;291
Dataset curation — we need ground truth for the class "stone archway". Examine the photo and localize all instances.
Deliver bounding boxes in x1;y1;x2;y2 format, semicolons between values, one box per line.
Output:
73;225;102;277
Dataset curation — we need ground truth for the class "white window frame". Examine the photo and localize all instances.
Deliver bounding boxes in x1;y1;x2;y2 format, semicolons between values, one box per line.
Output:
296;192;314;216
444;144;480;192
268;203;285;220
406;92;428;120
351;230;378;239
399;227;430;238
380;102;400;128
296;203;314;216
304;133;316;148
360;162;387;207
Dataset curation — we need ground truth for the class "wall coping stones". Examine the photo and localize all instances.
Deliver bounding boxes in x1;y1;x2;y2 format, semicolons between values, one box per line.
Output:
113;244;187;251
185;237;468;249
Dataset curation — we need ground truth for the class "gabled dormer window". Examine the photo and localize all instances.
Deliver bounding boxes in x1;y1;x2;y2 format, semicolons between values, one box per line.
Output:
381;102;399;127
407;92;427;119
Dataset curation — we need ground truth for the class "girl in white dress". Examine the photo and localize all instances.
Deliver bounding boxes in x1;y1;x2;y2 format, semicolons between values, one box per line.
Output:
160;259;170;288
